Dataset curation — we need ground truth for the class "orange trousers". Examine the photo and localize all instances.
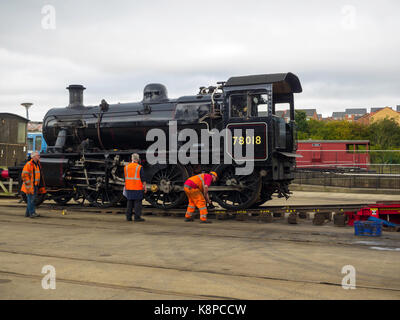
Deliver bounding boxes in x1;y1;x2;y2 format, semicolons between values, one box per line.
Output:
184;187;208;221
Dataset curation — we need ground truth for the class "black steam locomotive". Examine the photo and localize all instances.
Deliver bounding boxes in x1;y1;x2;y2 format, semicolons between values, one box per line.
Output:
10;73;302;209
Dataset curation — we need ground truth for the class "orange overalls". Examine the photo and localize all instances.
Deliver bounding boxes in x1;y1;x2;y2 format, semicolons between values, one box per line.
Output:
21;160;46;195
184;174;208;222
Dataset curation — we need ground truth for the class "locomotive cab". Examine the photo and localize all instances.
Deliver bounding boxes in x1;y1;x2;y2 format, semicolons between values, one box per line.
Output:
222;73;302;190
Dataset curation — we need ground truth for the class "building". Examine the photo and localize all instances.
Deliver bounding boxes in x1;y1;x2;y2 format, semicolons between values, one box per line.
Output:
356;113;372;125
356;107;400;125
27;121;43;132
345;108;367;117
275;110;288;119
297;109;318;120
332;112;347;120
331;108;367;121
296;140;370;170
0;113;28;167
370;107;400;124
371;107;385;113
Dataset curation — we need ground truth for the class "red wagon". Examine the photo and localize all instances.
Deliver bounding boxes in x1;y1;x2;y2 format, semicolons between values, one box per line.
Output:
296;140;370;171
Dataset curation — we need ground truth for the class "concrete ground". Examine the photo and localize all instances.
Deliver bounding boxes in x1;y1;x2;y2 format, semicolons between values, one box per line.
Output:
0;191;399;300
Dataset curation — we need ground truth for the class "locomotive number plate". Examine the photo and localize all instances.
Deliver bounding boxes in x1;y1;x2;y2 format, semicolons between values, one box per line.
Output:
225;122;268;161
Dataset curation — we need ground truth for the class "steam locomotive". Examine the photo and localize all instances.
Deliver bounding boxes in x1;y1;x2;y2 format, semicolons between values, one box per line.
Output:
9;73;302;209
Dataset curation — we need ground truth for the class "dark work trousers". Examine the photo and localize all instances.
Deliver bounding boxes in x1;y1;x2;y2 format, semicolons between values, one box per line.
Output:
126;199;143;221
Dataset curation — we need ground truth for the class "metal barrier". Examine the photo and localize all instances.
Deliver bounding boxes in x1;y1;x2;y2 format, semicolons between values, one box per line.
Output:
294;169;400;189
0;179;16;194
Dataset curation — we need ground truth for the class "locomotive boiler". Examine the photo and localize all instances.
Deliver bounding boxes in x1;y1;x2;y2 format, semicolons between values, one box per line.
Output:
10;73;302;209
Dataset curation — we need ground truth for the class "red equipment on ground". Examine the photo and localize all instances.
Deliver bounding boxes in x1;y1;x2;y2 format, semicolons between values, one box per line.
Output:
345;202;400;226
0;169;9;180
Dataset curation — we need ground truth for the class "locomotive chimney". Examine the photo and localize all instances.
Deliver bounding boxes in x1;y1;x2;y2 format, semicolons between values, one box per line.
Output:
67;84;86;108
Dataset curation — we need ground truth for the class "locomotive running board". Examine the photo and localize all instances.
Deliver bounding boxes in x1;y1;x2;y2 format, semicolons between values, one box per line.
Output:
278;152;303;158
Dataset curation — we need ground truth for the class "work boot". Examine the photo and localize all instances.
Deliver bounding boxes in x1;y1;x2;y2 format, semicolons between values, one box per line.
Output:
134;218;145;222
200;220;212;224
185;217;194;222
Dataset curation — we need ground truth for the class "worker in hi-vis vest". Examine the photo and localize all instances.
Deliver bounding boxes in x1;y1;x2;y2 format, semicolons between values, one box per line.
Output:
21;151;46;218
124;153;146;222
183;171;218;224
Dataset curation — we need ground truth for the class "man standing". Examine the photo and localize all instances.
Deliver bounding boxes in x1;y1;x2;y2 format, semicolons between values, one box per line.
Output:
184;171;218;224
21;151;46;218
124;153;146;222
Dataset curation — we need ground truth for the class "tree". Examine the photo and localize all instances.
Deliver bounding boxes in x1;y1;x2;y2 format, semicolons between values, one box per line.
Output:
295;110;309;140
369;118;400;149
368;118;400;164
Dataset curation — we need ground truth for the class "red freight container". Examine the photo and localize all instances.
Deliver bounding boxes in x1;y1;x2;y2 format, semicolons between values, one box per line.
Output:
296;140;370;171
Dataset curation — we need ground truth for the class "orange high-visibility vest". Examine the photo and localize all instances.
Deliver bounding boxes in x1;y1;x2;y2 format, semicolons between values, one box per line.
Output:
21;160;46;195
124;163;143;191
188;174;206;193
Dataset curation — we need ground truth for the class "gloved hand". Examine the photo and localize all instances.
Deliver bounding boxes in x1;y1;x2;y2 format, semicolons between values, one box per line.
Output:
208;202;216;210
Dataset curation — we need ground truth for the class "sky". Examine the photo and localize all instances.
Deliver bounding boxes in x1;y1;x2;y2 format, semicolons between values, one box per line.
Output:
0;0;399;121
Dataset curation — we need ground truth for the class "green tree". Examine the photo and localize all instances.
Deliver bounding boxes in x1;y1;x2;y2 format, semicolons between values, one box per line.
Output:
368;118;400;164
369;118;400;148
295;110;310;140
295;111;308;132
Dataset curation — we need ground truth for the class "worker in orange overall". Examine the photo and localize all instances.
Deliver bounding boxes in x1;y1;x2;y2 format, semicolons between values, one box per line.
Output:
21;151;46;218
124;153;147;222
184;171;218;224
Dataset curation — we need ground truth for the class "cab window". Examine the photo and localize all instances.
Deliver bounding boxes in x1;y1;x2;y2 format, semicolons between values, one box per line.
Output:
230;94;248;118
273;103;290;123
250;94;270;117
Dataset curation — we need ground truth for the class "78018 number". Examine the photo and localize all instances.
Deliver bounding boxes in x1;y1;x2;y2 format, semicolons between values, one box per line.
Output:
233;136;262;145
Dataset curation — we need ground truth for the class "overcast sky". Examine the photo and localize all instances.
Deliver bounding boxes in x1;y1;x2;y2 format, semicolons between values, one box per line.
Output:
0;0;399;120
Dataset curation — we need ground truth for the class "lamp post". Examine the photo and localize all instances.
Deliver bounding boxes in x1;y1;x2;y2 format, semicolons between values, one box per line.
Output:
21;103;33;120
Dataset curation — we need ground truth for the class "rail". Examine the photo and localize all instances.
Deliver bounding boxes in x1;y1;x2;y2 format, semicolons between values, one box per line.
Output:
0;200;376;226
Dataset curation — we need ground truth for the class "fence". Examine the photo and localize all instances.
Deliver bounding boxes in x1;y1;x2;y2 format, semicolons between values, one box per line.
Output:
0;179;16;195
294;169;400;190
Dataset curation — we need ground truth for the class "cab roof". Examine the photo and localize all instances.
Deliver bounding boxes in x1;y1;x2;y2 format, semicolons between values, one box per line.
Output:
225;72;302;94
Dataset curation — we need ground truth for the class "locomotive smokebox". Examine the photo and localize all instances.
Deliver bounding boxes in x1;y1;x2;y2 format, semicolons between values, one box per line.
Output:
67;84;86;108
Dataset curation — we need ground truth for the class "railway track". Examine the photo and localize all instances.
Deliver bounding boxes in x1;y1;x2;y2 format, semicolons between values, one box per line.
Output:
0;200;374;226
2;201;395;248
